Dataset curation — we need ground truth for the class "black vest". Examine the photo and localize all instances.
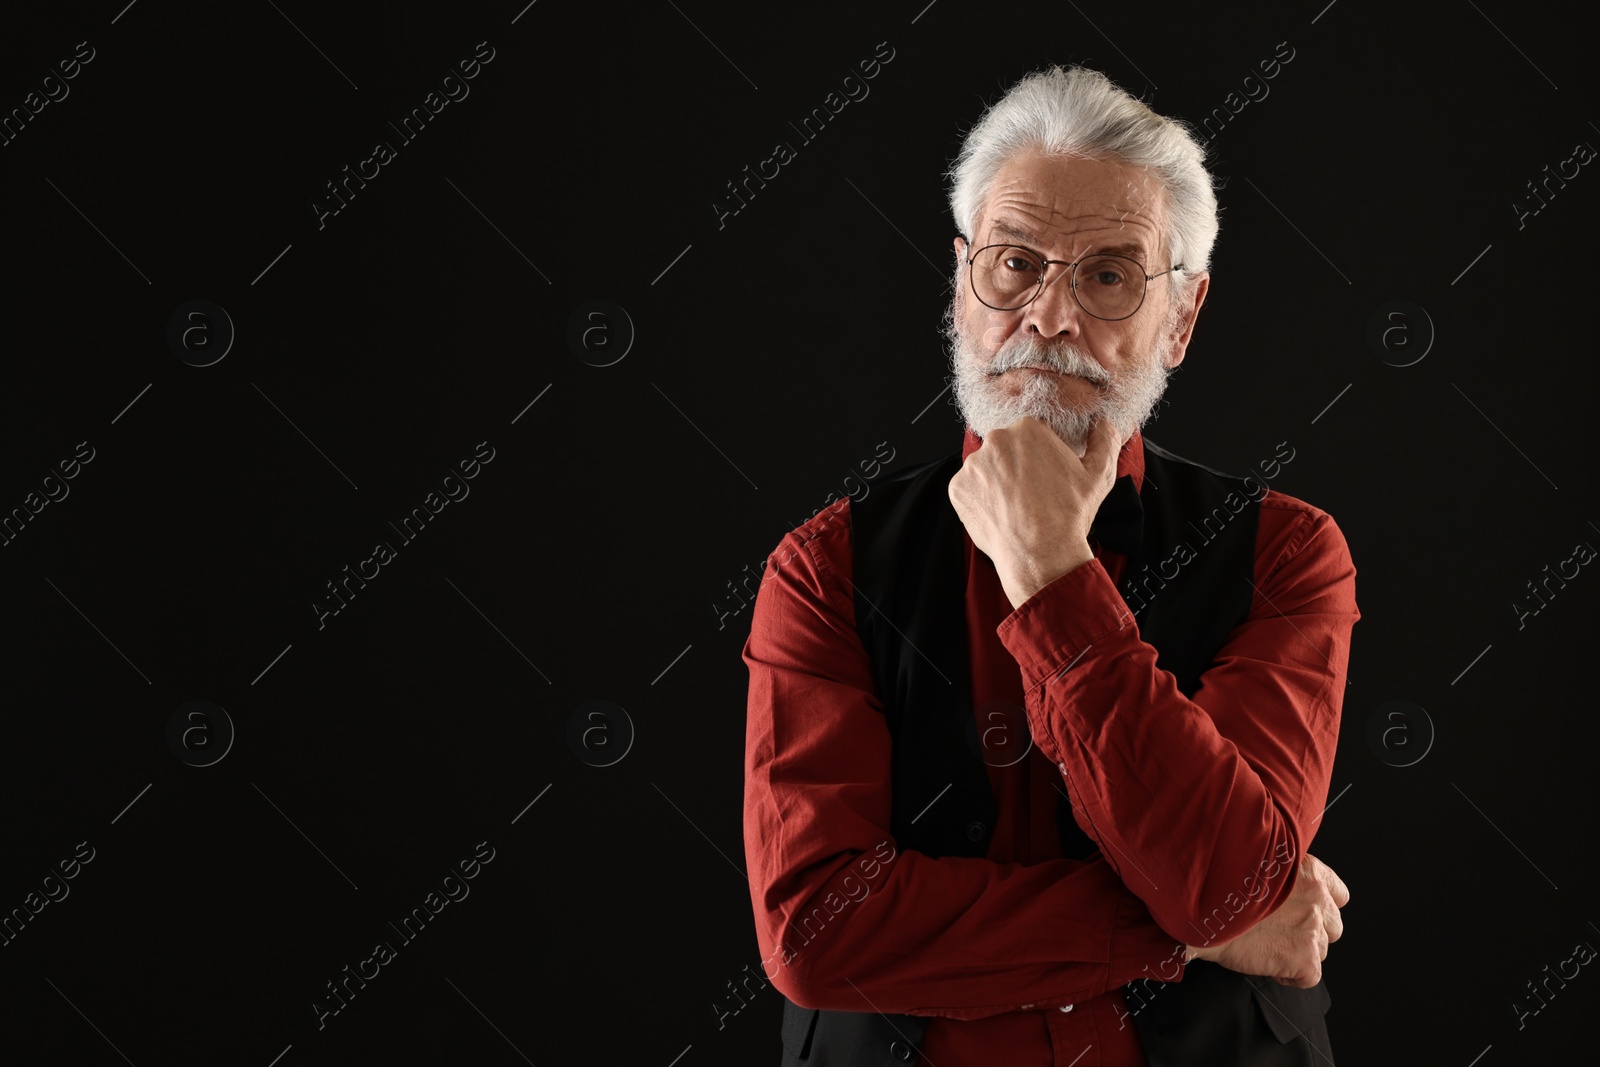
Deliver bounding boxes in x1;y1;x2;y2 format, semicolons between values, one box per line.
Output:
776;438;1333;1066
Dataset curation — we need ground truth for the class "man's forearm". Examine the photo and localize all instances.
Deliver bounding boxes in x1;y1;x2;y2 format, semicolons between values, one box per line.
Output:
995;531;1353;943
753;844;1187;1018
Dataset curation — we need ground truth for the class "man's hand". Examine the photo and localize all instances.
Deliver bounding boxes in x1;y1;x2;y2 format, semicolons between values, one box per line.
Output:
1185;854;1350;989
947;414;1122;610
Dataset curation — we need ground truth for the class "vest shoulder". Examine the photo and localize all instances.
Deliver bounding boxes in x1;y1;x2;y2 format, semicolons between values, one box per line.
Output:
840;450;963;519
765;450;959;574
1142;437;1257;484
873;449;962;487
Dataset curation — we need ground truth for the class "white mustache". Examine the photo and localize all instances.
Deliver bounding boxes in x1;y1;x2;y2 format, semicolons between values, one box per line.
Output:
986;337;1111;385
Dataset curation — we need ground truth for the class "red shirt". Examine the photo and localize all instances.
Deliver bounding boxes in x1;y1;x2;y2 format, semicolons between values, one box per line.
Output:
742;426;1360;1066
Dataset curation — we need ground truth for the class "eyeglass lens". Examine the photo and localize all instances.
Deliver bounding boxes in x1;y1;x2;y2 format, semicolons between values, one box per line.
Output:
971;246;1146;318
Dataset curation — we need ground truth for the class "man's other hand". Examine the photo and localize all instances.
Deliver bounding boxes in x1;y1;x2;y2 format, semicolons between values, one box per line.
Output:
1184;853;1350;989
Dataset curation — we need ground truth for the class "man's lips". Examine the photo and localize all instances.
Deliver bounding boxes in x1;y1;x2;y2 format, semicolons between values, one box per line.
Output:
999;365;1105;386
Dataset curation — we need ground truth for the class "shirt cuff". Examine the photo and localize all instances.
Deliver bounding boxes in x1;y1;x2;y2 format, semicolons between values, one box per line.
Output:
995;557;1136;691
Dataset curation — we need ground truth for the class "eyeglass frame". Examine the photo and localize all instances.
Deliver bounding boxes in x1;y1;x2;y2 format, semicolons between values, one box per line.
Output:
956;232;1185;322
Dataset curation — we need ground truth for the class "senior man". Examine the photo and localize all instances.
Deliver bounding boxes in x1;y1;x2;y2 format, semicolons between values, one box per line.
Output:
743;65;1358;1066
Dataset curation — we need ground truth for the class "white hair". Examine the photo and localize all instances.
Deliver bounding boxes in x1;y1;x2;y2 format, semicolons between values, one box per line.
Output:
947;65;1219;302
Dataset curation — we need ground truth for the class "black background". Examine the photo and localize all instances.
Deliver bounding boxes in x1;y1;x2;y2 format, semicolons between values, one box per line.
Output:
2;1;1596;1064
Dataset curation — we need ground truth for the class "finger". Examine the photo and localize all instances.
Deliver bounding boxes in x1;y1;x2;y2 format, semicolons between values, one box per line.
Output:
1308;854;1350;908
1325;907;1344;944
1281;966;1318;990
1326;869;1350;908
1300;954;1323;988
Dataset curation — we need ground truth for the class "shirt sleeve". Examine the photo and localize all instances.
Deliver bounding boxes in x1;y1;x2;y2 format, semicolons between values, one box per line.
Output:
995;497;1360;948
742;501;1187;1020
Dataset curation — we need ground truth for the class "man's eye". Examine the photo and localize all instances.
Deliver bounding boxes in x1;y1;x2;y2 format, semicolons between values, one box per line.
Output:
1088;269;1125;286
1002;256;1039;273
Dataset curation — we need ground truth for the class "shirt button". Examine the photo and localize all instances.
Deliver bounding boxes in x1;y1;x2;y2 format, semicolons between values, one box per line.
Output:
1058;1003;1075;1013
965;820;986;841
889;1039;916;1061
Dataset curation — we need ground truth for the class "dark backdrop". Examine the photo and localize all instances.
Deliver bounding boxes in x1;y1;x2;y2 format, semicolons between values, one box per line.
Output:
2;1;1595;1063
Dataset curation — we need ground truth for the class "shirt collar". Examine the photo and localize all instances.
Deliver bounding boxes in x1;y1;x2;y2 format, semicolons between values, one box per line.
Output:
961;424;1146;495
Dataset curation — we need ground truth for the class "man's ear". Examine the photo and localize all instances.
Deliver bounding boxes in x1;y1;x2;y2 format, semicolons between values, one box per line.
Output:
951;234;969;312
1164;272;1209;370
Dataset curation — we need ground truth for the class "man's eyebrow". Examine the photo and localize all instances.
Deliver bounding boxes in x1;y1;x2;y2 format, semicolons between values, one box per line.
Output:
1092;241;1156;262
987;219;1045;246
984;219;1154;262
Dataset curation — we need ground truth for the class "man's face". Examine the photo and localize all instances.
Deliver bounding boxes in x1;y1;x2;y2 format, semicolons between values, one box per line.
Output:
947;148;1209;457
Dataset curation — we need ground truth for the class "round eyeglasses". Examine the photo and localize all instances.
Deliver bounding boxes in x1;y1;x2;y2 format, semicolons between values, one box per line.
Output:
960;236;1184;321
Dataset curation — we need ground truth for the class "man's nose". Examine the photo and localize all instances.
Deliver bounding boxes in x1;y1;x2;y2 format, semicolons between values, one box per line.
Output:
1023;266;1084;336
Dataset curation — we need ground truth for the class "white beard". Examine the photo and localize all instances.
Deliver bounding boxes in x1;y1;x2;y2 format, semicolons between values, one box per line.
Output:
945;301;1177;458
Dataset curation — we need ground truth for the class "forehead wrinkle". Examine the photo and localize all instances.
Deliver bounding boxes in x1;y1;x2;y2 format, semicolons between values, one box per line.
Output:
985;201;1161;259
979;154;1166;257
987;191;1156;235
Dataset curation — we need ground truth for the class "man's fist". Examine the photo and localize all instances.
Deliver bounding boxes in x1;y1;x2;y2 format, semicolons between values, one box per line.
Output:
947;414;1122;609
1186;853;1350;989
